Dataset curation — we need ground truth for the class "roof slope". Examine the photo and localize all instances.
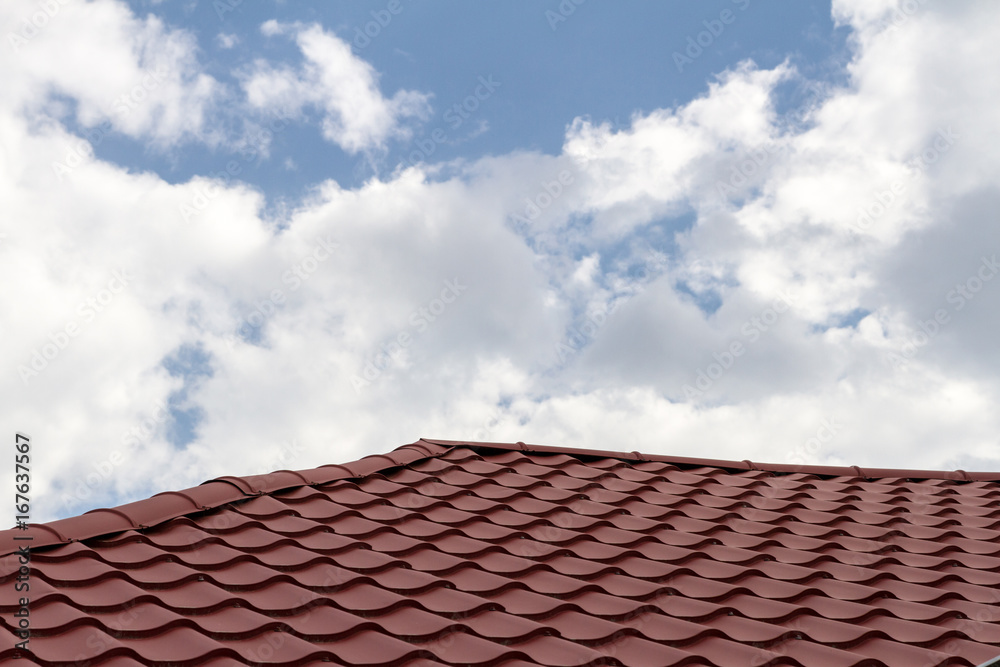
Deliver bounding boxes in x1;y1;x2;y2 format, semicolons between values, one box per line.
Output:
3;439;1000;666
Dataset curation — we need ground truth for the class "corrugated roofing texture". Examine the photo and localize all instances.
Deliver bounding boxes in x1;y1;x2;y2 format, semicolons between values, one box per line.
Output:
3;441;1000;666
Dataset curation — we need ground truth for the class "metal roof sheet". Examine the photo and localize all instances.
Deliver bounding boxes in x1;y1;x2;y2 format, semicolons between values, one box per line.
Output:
2;438;1000;665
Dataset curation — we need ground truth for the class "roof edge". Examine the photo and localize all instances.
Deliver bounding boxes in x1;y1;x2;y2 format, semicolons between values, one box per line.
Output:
0;440;448;558
2;438;996;558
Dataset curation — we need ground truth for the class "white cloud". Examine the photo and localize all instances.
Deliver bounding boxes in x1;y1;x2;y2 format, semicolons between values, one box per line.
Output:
242;22;431;154
216;33;239;49
1;0;224;147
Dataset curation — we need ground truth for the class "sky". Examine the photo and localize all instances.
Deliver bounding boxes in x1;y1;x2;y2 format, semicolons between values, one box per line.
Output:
2;0;999;523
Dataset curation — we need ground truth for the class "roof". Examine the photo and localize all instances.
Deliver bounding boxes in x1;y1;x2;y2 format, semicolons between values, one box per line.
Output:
2;438;1000;666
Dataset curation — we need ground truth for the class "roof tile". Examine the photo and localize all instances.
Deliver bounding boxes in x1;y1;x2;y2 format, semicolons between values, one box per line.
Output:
4;439;1000;666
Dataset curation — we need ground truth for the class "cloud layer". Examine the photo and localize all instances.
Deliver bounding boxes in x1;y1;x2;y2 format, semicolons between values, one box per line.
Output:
2;0;999;522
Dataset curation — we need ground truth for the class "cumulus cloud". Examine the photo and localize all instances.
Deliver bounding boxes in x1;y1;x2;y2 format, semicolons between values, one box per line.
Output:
2;0;999;525
1;0;223;147
242;21;431;154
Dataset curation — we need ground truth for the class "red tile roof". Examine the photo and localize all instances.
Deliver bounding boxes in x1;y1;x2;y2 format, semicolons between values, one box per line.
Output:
3;438;1000;666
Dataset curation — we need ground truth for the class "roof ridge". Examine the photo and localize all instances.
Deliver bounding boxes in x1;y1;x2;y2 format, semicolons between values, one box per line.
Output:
420;438;999;482
2;438;996;557
0;439;448;557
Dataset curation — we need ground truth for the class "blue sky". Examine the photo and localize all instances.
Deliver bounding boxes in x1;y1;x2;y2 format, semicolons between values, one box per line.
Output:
98;1;850;202
3;0;1000;522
